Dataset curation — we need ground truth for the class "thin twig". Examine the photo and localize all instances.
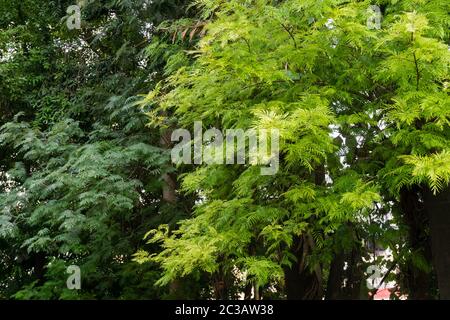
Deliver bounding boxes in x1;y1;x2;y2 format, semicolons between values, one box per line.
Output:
413;51;420;91
281;23;297;48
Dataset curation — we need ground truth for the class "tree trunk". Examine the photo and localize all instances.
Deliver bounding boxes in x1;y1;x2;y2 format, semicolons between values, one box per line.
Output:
160;127;181;297
283;235;322;299
400;186;434;299
160;128;177;204
325;251;345;299
345;247;365;299
212;266;230;300
283;165;326;300
325;224;365;300
423;186;450;299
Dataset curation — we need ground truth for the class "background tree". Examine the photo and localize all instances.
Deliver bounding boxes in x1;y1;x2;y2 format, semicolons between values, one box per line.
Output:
0;0;204;299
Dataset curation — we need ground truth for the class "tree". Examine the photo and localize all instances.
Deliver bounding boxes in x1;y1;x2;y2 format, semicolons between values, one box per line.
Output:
137;0;449;299
0;0;199;299
1;0;448;300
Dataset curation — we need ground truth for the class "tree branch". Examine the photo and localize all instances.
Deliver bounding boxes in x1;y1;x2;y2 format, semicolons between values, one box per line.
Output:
281;23;297;49
413;51;420;91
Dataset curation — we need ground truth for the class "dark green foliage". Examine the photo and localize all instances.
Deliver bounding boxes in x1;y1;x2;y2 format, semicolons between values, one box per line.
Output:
0;0;199;299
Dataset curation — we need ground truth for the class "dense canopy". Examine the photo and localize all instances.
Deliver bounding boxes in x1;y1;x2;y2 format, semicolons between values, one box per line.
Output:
0;0;449;300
